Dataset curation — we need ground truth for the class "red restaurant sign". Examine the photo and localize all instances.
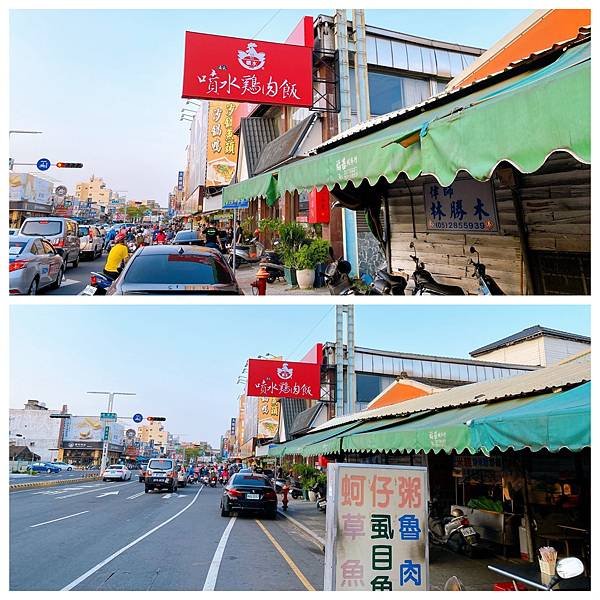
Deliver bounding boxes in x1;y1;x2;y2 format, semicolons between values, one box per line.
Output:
247;359;321;400
182;31;314;107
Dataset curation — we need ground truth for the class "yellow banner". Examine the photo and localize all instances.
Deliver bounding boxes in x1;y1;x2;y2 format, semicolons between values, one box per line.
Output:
206;100;238;187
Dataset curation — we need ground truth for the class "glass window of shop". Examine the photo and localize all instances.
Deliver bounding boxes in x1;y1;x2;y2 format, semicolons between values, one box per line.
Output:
375;37;393;67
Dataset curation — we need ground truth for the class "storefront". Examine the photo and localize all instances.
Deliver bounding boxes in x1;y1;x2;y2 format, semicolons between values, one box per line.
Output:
222;33;590;294
59;441;124;467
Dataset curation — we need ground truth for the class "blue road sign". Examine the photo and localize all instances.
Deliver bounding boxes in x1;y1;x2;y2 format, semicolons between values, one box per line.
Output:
222;198;249;210
133;413;143;423
36;158;51;171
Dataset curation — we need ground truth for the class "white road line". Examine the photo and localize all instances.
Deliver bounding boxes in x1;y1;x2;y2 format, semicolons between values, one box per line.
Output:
202;516;237;591
61;485;204;591
58;481;135;499
30;511;89;528
61;278;80;286
126;492;145;500
162;494;171;499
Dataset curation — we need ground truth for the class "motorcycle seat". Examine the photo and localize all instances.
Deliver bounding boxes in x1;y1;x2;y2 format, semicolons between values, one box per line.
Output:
377;269;408;284
420;280;466;295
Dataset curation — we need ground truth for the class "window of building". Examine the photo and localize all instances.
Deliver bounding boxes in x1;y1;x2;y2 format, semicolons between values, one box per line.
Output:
366;36;378;64
421;47;437;74
435;49;452;77
449;51;465;77
406;44;423;72
461;53;476;69
356;373;382;404
375;37;393;67
391;40;408;70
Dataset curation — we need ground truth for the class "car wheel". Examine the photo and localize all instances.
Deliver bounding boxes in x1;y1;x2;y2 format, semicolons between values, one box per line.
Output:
72;254;79;268
221;500;231;517
47;468;52;473
267;509;277;520
145;486;150;493
103;478;107;482
67;466;72;471
28;277;39;295
50;267;64;290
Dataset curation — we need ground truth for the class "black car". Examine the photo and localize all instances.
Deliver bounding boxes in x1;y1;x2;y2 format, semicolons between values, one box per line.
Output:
106;245;243;295
220;473;278;518
172;230;203;246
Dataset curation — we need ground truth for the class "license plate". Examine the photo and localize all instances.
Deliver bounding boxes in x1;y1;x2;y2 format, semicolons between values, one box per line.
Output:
246;493;260;500
154;478;165;482
80;285;97;296
461;527;476;537
184;284;213;291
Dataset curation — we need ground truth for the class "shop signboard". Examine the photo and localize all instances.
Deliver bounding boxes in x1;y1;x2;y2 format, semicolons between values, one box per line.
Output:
9;173;53;204
257;397;280;438
182;31;313;108
424;179;498;233
63;416;124;446
205;101;238;187
325;463;429;591
230;418;236;436
177;171;184;191
247;358;321;400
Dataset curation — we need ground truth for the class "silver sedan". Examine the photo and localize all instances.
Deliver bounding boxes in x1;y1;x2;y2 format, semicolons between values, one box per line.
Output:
9;235;65;295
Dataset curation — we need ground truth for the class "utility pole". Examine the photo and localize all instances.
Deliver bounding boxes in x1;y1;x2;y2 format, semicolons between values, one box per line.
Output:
87;391;136;474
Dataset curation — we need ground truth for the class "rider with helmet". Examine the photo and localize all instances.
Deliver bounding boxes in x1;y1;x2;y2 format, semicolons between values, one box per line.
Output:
103;232;129;280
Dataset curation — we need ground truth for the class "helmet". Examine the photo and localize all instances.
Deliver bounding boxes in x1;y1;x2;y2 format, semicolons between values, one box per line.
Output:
450;508;464;518
115;233;126;243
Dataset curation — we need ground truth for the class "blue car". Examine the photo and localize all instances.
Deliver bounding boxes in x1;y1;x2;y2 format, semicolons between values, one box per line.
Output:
29;462;61;474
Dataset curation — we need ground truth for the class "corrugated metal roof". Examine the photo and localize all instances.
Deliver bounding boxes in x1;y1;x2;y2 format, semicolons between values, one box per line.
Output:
289;403;324;437
471;325;591;357
311;351;590;432
313;28;590;154
239;117;278;177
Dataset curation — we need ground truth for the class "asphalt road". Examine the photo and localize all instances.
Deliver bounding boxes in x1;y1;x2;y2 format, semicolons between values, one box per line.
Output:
46;253;106;295
10;481;324;591
9;469;96;484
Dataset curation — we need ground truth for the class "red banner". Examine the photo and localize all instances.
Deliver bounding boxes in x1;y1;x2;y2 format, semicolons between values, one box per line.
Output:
182;31;314;107
247;359;321;400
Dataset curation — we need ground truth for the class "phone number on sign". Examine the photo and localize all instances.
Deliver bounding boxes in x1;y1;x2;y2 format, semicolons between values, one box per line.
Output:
431;221;493;230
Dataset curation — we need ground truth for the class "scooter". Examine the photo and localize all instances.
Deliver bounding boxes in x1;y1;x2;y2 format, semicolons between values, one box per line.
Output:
312;481;327;512
259;243;285;283
79;271;114;296
488;557;585;591
324;259;363;295
209;475;218;488
369;267;409;295
467;246;505;295
409;242;466;295
428;504;480;557
228;237;266;268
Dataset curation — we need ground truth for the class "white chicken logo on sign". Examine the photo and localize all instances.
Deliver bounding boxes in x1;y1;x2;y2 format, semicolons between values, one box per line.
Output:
277;363;293;380
237;42;266;71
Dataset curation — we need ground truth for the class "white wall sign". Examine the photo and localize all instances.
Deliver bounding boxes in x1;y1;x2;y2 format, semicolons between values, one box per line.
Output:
325;463;429;591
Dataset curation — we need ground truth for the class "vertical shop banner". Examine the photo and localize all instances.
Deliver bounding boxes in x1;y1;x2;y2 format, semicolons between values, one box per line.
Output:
424;179;498;233
247;358;321;400
182;31;313;108
325;463;429;591
206;100;238;187
257;397;280;438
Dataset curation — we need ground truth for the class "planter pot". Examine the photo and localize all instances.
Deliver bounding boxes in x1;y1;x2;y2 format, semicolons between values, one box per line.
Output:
302;488;310;501
308;490;317;502
284;266;298;287
296;268;315;289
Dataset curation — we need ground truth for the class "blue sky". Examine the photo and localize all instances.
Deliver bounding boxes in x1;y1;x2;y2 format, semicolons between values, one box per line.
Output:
9;9;531;205
10;304;589;446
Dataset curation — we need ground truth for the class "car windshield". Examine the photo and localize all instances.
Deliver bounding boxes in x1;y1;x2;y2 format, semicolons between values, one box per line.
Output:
21;220;63;236
9;241;27;255
123;253;232;285
232;475;270;487
79;226;89;236
108;465;124;469
148;460;172;470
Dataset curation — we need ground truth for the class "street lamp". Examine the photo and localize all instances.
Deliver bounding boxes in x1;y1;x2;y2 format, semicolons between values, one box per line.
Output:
185;100;203;108
87;391;136;474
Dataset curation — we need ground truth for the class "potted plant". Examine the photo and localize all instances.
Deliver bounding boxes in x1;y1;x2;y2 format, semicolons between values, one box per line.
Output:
295;239;331;290
277;222;307;287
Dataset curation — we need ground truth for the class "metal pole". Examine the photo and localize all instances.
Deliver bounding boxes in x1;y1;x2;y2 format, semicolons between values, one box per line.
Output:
232;207;237;277
352;10;370;123
335;306;345;417
346;305;356;414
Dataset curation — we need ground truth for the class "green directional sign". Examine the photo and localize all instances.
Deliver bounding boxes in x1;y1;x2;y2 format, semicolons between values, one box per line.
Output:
100;412;117;421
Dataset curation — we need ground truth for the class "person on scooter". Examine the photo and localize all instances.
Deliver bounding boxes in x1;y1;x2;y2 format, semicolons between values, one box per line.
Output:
104;226;117;251
155;228;167;244
103;233;129;280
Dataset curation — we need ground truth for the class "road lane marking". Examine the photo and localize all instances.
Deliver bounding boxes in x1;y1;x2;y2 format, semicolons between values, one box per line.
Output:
60;486;204;591
126;492;145;500
202;516;237;591
30;511;89;528
58;481;134;499
255;519;316;591
96;491;120;497
162;494;171;499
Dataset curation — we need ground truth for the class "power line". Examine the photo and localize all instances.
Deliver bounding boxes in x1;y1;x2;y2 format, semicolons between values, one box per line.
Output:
287;306;334;360
251;10;282;41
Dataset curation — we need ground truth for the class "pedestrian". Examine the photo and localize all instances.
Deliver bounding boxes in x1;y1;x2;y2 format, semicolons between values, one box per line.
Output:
234;220;244;245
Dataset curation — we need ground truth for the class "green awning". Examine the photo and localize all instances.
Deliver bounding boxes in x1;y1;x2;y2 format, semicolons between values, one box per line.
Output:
340;382;590;455
268;421;361;458
221;172;278;206
469;381;590;453
274;40;590;192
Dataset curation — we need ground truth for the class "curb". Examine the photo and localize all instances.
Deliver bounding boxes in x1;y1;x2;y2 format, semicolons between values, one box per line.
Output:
9;474;101;491
277;509;326;552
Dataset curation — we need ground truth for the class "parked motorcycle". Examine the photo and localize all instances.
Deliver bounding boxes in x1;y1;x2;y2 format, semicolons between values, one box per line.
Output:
488;557;585;591
312;481;327;512
467;246;505;295
324;259;362;295
409;242;466;295
428;504;480;557
369;267;409;295
259;243;285;283
228;237;266;268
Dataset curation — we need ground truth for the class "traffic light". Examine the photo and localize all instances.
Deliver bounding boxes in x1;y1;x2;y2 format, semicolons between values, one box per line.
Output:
146;416;166;422
56;162;83;168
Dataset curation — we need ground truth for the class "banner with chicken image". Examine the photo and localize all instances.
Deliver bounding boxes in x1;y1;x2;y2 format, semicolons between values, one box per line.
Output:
247;358;321;401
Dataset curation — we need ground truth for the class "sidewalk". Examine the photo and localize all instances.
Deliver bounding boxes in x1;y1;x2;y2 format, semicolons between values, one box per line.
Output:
234;264;330;296
278;498;530;591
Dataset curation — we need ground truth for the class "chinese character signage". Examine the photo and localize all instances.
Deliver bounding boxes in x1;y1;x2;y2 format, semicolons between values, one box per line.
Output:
177;171;184;191
182;31;313;108
206;100;238;187
230;418;236;436
247;358;321;401
257;397;280;438
325;463;429;591
424;179;498;233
